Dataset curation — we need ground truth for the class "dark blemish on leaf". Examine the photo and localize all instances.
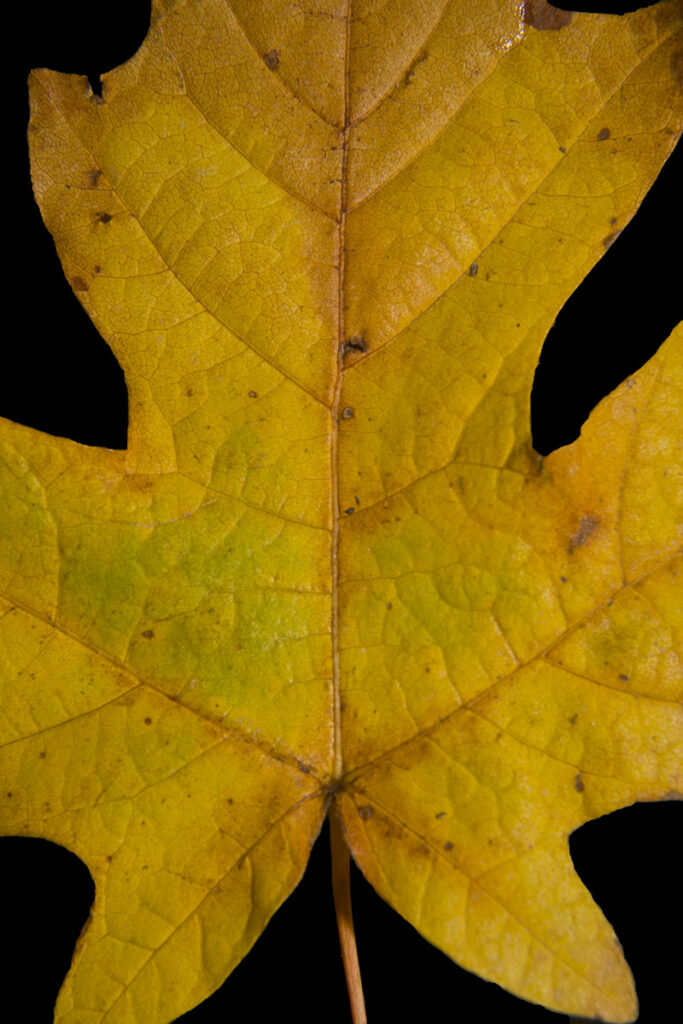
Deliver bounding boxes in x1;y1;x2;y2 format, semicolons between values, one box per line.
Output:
469;263;478;277
609;217;617;226
106;855;112;863
72;276;89;292
568;514;600;553
186;387;193;397
574;774;585;792
144;717;152;725
435;811;446;819
248;390;258;398
603;229;622;249
341;334;367;357
141;629;154;639
672;48;683;87
227;797;234;804
560;575;567;583
358;805;374;821
597;127;611;141
386;601;392;610
6;792;12;798
444;842;453;851
355;495;360;506
39;751;46;759
618;673;629;682
345;507;355;515
523;0;572;31
88;168;103;187
568;713;578;725
263;48;280;70
97;212;113;224
558;145;567;154
341;406;355;420
94;265;102;274
403;51;428;86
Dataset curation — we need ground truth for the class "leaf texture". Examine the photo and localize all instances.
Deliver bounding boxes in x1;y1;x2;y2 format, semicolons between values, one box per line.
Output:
1;1;682;1021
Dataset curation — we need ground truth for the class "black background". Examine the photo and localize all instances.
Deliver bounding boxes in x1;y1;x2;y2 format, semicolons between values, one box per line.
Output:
1;2;681;1022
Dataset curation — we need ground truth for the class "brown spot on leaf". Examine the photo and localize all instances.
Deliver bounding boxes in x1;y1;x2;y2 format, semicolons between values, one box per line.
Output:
403;51;428;86
524;0;572;30
444;841;453;851
341;334;367;357
263;48;280;70
574;773;585;792
341;406;355;420
672;48;683;88
568;713;578;725
94;265;102;274
96;211;113;224
469;263;479;277
358;805;374;821
71;276;89;292
386;601;392;610
597;127;611;141
619;673;629;682
435;811;446;820
186;387;193;397
141;629;155;639
144;717;152;725
39;751;46;759
88;168;103;187
603;229;622;249
569;514;600;553
248;390;258;398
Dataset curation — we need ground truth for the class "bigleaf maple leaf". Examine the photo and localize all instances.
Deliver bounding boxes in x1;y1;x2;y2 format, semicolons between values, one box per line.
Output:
1;1;681;1022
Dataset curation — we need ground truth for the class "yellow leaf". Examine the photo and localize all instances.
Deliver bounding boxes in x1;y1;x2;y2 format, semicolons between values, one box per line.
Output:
2;1;682;1021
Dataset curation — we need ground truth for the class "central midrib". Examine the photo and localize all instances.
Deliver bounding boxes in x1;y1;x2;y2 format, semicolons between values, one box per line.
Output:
331;4;353;783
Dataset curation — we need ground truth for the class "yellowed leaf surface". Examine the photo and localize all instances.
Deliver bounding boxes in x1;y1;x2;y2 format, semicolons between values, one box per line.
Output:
2;1;682;1020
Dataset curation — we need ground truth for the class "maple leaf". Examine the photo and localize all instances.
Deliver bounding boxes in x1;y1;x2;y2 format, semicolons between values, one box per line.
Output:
1;1;682;1022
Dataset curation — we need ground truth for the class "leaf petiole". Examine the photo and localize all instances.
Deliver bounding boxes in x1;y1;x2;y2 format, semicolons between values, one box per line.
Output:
330;808;368;1024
